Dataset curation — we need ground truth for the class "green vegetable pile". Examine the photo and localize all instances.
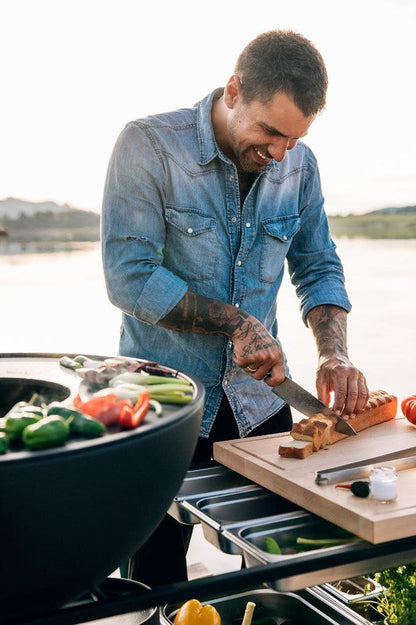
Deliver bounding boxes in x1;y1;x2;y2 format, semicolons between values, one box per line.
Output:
0;394;106;454
370;563;416;625
107;371;194;405
0;357;196;454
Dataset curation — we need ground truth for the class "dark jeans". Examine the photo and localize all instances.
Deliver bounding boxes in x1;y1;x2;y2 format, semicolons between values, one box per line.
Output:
128;395;292;587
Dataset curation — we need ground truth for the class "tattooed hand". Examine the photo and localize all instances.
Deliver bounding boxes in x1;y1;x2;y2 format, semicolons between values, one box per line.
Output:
159;289;285;385
231;314;286;386
307;305;369;417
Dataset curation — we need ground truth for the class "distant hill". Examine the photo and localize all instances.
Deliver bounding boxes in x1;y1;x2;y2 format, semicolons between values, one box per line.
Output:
0;197;88;218
1;197;416;242
0;197;100;243
329;205;416;239
364;205;416;216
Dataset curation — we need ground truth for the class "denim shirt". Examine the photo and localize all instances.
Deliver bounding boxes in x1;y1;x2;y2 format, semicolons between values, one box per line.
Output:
102;89;351;437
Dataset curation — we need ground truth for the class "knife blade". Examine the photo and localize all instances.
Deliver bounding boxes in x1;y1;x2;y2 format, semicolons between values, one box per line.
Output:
271;377;357;436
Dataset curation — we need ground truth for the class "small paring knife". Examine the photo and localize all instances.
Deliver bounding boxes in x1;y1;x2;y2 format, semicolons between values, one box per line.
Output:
271;377;357;437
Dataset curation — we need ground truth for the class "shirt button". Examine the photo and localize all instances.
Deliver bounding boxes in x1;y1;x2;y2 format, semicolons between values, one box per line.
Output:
237;260;242;266
224;380;228;386
282;235;288;241
231;217;237;223
187;228;193;234
235;303;240;308
245;222;251;228
229;175;234;181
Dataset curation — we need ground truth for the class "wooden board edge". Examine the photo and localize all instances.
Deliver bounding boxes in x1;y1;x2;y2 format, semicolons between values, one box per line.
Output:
214;440;377;543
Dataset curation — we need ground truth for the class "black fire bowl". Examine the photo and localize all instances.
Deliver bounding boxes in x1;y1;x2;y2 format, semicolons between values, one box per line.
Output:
0;358;204;623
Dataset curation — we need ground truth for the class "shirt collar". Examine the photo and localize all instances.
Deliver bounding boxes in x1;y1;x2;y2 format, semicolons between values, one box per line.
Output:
196;88;226;165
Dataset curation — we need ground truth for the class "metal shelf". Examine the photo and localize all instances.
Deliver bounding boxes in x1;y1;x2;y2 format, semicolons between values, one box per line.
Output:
7;533;416;625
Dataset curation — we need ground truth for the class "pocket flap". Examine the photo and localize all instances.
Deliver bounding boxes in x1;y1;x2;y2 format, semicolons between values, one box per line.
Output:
262;216;301;242
165;207;215;236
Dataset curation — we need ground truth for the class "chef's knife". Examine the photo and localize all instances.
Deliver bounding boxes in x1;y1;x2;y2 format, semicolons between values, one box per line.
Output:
271;377;357;436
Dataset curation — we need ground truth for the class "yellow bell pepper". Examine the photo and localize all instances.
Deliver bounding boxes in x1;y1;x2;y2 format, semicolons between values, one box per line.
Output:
173;598;221;625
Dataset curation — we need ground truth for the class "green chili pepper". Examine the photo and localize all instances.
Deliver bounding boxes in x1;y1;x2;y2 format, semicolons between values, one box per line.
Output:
0;432;10;454
5;413;43;440
47;403;82;419
4;401;44;420
47;403;105;437
69;411;106;437
22;416;70;451
18;405;44;418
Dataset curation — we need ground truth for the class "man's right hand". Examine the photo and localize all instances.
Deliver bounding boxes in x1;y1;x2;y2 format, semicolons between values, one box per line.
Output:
159;289;286;386
231;314;286;386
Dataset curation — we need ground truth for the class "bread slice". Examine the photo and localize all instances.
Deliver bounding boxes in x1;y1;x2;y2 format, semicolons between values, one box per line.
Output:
291;418;326;451
309;414;346;445
278;440;313;459
279;390;397;459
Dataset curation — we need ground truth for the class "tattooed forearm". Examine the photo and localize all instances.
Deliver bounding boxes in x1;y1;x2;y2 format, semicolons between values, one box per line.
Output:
158;289;250;336
306;305;348;358
233;318;276;356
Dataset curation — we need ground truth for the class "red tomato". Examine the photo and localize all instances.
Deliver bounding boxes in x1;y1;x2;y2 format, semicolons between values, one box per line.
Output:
401;395;416;425
401;395;416;414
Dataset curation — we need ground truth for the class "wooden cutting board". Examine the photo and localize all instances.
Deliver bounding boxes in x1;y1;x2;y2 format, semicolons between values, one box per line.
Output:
214;416;416;544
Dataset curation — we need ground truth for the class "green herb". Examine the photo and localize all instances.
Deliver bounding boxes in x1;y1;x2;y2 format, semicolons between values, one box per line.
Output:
371;563;416;625
264;536;282;555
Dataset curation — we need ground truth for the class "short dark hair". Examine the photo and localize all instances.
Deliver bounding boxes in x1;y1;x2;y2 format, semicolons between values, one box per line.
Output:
234;30;328;116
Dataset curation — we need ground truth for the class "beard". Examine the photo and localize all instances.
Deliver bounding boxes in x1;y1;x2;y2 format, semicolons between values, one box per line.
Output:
227;141;269;174
226;123;269;173
237;148;267;173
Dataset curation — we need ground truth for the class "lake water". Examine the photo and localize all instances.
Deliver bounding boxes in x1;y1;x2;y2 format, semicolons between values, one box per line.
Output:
1;238;415;404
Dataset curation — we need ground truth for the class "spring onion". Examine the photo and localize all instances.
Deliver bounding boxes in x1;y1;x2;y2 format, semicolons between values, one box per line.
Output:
149;399;163;416
296;537;357;546
94;378;193;406
109;372;190;387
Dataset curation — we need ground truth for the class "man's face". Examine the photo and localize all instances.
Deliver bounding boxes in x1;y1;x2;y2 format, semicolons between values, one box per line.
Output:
223;77;316;173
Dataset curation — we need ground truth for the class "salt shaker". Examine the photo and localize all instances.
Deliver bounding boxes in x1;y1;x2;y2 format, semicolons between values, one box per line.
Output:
370;466;397;503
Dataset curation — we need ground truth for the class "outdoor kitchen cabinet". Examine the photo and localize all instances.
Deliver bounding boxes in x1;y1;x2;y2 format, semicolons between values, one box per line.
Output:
2;355;416;625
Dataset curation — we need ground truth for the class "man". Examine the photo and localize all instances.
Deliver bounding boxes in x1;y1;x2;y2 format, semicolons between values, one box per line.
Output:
102;30;368;584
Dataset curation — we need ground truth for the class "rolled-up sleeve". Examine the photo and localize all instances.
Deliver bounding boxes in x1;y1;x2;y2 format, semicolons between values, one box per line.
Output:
287;156;352;324
101;122;188;324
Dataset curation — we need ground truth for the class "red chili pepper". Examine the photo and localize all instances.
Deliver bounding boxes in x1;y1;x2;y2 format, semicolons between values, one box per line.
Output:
119;403;134;423
119;390;150;429
73;393;118;416
73;394;134;426
94;400;133;426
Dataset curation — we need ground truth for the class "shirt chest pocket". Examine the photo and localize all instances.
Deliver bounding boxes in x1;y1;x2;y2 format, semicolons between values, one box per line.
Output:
260;216;301;283
164;207;218;281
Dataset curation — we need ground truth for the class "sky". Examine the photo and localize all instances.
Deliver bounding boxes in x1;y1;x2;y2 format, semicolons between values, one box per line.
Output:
1;0;415;216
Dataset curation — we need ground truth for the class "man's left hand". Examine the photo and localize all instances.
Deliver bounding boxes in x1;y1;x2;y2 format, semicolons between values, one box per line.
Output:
316;354;369;418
